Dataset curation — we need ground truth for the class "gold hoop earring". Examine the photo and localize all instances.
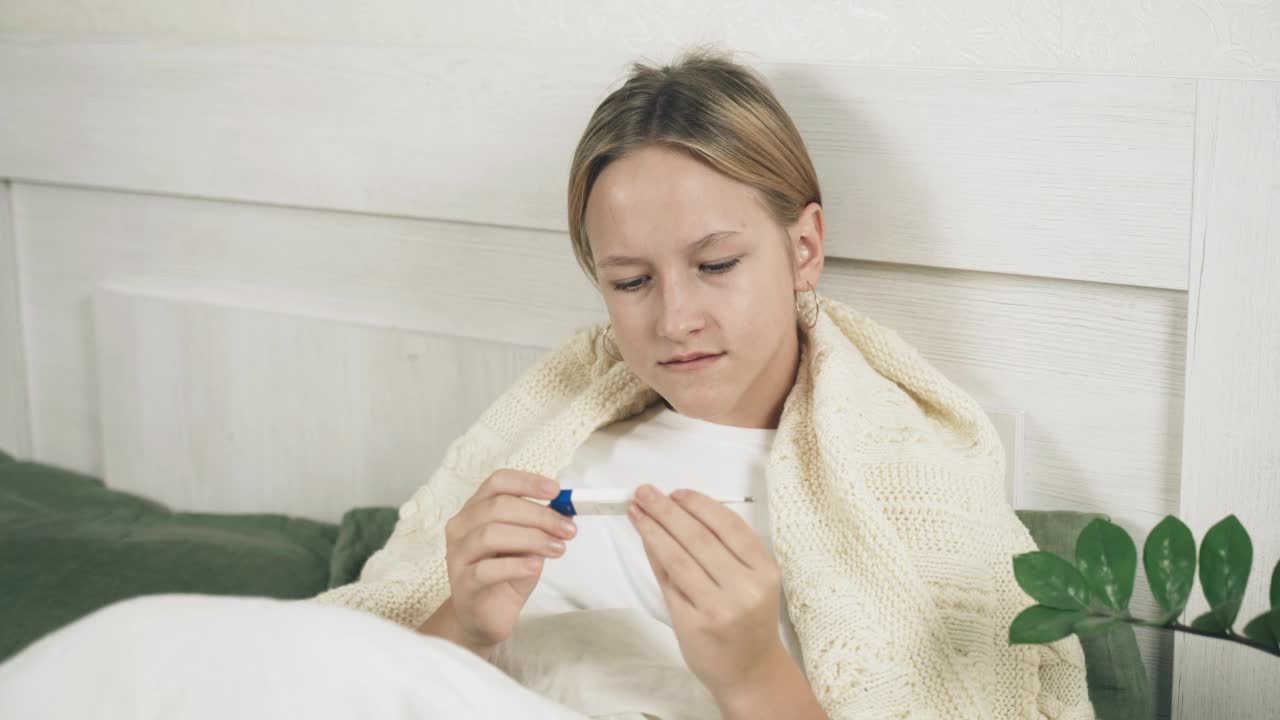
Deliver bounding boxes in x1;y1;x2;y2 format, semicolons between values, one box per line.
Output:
603;323;623;362
796;282;820;329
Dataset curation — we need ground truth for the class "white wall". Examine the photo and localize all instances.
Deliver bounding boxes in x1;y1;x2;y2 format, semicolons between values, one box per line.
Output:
2;0;1278;78
2;3;1278;718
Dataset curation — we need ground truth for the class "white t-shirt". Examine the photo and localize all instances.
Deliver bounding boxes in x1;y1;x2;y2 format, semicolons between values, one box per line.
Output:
523;400;804;667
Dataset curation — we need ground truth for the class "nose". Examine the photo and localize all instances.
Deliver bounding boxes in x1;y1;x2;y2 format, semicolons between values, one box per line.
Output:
656;280;706;340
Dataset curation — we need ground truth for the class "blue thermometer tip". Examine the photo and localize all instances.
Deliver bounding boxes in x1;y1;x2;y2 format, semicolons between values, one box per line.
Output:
548;489;576;516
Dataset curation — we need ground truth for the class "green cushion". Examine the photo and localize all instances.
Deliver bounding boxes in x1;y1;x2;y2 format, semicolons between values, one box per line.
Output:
0;456;339;664
1016;510;1152;720
328;506;400;588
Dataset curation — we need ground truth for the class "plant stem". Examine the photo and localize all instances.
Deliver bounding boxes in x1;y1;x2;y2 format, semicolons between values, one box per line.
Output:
1116;615;1280;658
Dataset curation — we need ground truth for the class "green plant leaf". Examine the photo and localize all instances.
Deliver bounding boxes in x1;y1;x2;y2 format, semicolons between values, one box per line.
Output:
1271;559;1279;610
1013;552;1091;610
1191;611;1228;634
1243;608;1280;649
1199;514;1253;629
1074;615;1119;638
1076;518;1138;612
1143;515;1197;621
1009;605;1088;644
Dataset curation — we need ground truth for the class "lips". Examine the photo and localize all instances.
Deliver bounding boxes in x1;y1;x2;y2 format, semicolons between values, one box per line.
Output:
660;352;725;373
662;352;724;365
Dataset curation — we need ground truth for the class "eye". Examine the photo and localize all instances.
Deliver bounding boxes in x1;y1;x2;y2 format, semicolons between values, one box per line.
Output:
613;277;646;293
702;258;740;274
609;257;742;292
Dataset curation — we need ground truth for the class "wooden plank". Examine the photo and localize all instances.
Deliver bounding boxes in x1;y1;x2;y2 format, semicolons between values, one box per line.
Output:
772;65;1194;289
93;289;550;522
0;38;1193;288
3;5;1280;79
0;180;30;457
14;183;603;474
1172;79;1280;720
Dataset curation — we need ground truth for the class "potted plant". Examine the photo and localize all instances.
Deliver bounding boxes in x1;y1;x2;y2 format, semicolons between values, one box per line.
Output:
1010;514;1280;657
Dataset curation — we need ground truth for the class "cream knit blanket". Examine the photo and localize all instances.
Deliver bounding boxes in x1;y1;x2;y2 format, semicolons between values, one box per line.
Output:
312;291;1095;719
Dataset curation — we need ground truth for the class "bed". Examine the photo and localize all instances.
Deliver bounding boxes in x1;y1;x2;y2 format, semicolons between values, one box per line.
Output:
0;446;1150;718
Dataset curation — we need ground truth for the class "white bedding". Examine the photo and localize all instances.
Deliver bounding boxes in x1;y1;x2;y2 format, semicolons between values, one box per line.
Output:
0;594;719;720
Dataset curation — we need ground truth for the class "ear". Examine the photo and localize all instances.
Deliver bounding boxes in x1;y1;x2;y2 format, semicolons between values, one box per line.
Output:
790;201;825;291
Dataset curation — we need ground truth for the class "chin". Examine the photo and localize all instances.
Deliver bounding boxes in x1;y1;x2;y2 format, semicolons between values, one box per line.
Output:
661;390;730;418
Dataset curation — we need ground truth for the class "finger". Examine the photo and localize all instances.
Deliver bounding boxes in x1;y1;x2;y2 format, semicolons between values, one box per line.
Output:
669;489;768;570
467;555;544;587
633;485;743;585
467;469;560;508
458;522;566;566
629;501;718;608
636;521;697;614
451;493;576;543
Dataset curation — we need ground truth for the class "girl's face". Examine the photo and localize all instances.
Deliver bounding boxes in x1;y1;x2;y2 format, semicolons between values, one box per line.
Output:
584;144;824;429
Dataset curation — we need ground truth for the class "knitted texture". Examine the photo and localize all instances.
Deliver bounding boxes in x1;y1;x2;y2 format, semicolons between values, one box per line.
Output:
312;291;1095;719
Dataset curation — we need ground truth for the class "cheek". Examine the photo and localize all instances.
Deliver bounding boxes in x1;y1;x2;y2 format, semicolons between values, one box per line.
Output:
609;311;650;351
729;283;792;333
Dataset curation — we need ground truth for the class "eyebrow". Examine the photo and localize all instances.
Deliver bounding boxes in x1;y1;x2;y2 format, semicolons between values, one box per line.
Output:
594;230;742;271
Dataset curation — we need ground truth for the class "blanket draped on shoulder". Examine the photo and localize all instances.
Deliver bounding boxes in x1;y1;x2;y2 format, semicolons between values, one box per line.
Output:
314;291;1094;719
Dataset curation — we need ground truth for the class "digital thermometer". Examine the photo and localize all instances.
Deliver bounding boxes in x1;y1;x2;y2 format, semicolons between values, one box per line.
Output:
527;488;754;516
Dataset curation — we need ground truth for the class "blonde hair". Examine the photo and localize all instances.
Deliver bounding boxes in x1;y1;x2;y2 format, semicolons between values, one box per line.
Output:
567;45;822;285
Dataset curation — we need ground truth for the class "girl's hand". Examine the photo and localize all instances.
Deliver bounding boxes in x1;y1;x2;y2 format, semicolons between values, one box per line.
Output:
442;470;578;654
627;484;790;700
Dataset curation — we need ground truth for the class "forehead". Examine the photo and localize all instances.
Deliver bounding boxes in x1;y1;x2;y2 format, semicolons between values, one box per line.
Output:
585;145;765;251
